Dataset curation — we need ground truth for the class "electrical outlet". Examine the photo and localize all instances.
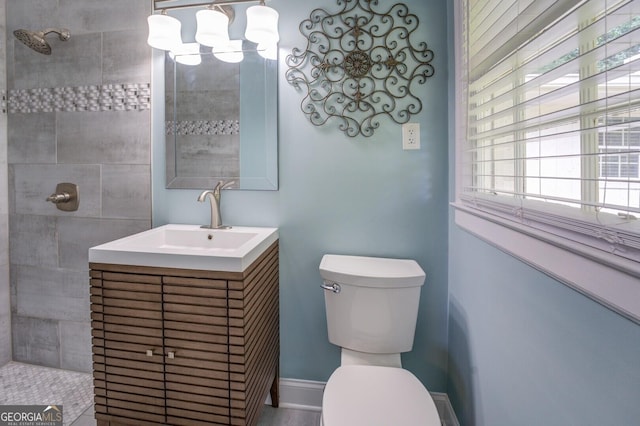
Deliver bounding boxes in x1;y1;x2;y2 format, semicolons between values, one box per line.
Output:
402;123;420;150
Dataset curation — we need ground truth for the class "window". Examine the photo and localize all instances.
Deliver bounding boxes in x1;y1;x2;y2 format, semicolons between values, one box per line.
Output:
454;0;640;323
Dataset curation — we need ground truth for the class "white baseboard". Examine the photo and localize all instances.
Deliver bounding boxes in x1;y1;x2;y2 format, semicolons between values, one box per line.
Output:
269;378;460;425
266;378;325;411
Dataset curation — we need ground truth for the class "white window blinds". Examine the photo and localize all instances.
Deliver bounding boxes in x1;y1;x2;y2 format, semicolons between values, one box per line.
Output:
459;0;640;265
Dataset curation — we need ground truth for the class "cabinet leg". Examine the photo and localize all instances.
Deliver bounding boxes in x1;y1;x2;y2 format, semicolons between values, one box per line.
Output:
270;366;279;408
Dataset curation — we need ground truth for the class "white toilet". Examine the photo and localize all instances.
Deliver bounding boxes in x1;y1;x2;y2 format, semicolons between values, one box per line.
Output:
319;254;441;426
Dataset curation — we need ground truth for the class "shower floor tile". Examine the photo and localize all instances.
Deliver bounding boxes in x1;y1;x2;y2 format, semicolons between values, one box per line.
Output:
0;361;93;426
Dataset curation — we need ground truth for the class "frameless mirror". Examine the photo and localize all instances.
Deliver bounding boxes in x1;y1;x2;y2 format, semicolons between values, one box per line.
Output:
165;46;278;190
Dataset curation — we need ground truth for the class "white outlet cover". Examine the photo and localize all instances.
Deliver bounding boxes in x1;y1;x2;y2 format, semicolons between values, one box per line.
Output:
402;123;420;150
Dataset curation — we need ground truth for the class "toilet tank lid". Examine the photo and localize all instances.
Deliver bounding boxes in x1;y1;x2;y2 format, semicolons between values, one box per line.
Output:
319;254;425;288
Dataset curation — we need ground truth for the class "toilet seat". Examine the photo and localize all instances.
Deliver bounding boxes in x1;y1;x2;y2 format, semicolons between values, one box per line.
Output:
321;365;441;426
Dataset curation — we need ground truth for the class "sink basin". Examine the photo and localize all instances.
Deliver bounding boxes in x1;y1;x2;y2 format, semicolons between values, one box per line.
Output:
89;224;278;272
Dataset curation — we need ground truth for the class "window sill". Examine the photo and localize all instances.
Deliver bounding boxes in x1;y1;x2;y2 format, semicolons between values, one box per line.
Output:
452;203;640;325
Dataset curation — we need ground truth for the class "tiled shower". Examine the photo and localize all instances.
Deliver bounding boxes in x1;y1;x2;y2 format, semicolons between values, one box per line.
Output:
5;0;153;372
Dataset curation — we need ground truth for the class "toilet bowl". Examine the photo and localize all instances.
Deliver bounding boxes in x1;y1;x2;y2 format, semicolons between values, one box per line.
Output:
321;365;440;426
319;254;441;426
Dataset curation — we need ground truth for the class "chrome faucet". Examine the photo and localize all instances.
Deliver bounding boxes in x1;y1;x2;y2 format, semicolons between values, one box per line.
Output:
197;180;235;229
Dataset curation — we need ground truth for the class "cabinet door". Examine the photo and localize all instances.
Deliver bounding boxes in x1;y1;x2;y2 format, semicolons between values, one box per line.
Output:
100;271;166;425
162;276;233;425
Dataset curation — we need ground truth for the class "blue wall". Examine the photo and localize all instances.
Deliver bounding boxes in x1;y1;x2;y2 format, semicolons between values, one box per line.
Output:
447;229;640;425
446;3;640;425
153;0;450;389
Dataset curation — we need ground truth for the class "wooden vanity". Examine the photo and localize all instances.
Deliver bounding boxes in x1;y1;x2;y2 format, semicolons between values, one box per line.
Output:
90;240;279;426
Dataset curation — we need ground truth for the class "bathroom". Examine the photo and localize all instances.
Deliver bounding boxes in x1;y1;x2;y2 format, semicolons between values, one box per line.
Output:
1;0;640;425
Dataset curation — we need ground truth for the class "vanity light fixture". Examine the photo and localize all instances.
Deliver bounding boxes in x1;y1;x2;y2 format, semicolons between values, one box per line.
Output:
195;7;230;47
149;0;279;62
245;2;279;45
257;42;277;60
147;11;181;51
169;42;202;66
213;39;244;63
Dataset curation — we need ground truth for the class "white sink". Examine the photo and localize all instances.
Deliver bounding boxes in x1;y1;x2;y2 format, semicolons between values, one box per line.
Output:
89;224;278;272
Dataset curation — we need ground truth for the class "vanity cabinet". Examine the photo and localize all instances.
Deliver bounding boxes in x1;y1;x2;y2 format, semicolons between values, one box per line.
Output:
90;241;279;426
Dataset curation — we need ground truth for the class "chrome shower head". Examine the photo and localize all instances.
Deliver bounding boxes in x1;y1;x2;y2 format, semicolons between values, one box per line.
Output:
13;28;71;55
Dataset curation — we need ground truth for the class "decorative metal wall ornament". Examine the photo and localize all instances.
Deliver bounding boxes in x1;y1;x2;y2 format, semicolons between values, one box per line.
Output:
285;0;435;137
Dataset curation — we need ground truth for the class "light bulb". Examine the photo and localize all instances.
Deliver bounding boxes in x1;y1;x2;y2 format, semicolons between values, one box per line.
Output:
195;8;230;47
245;5;279;45
170;43;202;66
147;14;182;51
258;42;278;61
213;40;244;63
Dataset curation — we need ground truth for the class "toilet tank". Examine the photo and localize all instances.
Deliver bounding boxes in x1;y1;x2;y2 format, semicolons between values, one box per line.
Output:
319;254;426;354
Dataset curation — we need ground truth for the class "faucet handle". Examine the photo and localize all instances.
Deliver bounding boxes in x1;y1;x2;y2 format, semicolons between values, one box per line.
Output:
220;180;235;190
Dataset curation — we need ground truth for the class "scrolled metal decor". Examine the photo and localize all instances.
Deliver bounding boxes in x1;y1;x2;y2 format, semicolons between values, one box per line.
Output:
285;0;434;137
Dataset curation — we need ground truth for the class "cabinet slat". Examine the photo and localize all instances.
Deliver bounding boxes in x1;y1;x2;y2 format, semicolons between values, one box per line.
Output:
164;320;227;335
102;281;161;293
105;366;165;383
103;306;162;320
163;284;227;298
163;311;227;326
104;332;162;347
166;380;229;398
106;407;166;424
163;293;227;307
106;374;165;393
164;328;227;344
165;364;229;381
165;373;229;391
107;390;165;407
103;289;161;302
163;303;227;317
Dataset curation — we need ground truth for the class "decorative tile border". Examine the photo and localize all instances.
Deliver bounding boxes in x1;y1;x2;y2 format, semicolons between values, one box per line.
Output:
166;119;240;136
8;83;151;113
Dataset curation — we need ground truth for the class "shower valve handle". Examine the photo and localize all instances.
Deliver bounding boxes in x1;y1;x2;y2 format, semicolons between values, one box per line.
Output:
47;192;71;204
45;182;79;212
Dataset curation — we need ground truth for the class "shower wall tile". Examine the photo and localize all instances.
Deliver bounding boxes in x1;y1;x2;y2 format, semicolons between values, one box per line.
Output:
7;112;56;164
0;214;7;263
59;320;91;372
8;0;149;37
9;215;58;268
12;164;101;217
12;315;60;368
11;33;102;90
5;27;13;94
14;264;89;322
0;263;10;366
7;165;15;216
57;111;150;164
6;1;59;36
0;168;7;217
103;29;151;84
102;165;151;219
57;217;150;270
58;0;150;35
